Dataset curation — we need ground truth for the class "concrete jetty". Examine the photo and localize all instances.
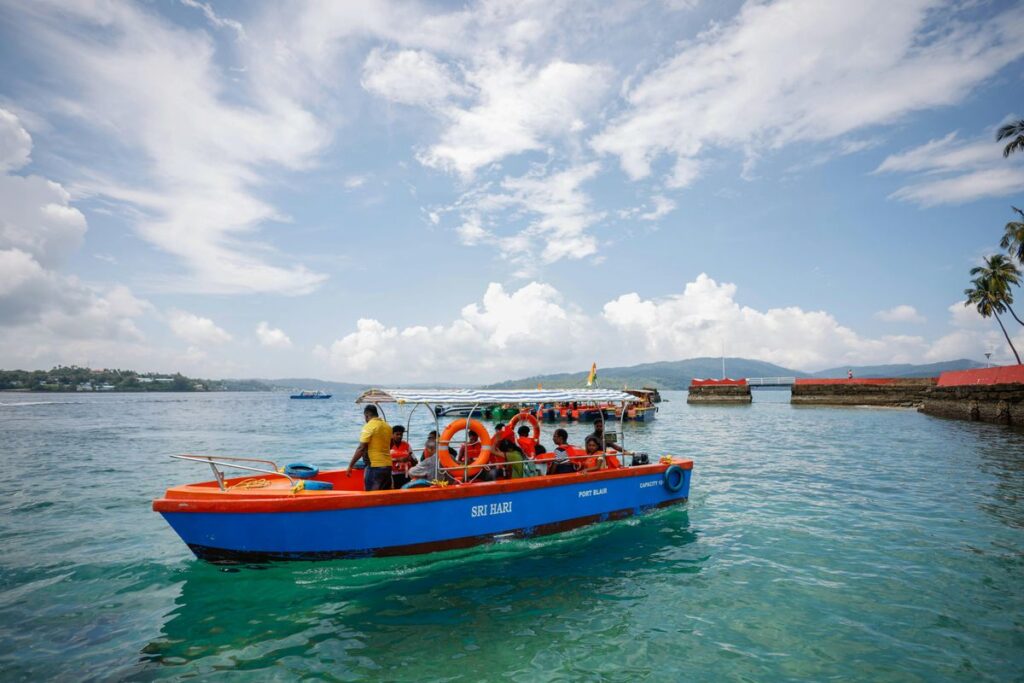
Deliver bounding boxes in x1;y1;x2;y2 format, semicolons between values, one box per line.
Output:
790;378;937;407
919;366;1024;426
687;378;752;404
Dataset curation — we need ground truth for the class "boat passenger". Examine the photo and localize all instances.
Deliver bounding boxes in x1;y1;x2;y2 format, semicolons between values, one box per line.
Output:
550;428;579;474
497;438;526;479
458;429;499;481
390;425;417;489
587;417;623;453
346;405;394;490
407;434;438;482
493;422;514;444
532;442;554;474
515;425;537;458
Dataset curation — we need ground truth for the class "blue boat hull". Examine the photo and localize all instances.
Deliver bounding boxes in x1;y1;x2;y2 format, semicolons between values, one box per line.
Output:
159;468;691;562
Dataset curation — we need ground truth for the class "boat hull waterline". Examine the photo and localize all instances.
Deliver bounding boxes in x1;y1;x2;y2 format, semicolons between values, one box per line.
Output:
154;460;692;562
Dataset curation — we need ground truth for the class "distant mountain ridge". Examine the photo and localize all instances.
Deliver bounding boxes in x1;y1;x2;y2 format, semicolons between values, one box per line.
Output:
812;359;985;378
486;357;984;390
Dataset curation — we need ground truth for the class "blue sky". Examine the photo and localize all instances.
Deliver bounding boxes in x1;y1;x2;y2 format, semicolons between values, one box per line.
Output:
1;0;1022;383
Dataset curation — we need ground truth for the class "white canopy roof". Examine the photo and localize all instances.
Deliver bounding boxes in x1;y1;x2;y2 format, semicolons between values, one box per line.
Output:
355;388;640;405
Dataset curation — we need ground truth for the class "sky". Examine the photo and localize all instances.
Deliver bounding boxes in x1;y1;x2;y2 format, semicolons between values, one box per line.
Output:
1;0;1023;384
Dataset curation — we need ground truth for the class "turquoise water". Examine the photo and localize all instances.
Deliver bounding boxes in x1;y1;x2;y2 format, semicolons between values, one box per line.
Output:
1;390;1022;681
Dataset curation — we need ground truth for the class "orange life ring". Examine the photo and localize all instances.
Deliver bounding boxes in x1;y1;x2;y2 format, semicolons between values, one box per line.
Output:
438;419;492;480
508;411;540;440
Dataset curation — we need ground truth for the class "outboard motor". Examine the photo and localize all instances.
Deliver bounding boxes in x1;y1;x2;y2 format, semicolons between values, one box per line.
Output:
631;452;650;466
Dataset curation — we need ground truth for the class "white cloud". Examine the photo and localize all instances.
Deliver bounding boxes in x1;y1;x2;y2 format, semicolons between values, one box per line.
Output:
342;174;369;190
876;129;1024;206
444;162;604;267
0;108;148;345
168;311;232;346
875;304;926;324
925;300;1023;365
592;0;1024;187
455;213;491;246
317;273;990;383
178;0;246;39
10;2;328;295
415;58;611;177
256;321;292;349
0;108;31;172
362;48;468;108
639;195;676;221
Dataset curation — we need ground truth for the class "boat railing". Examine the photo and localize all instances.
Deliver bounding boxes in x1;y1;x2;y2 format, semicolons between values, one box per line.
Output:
435;451;648;480
171;454;295;491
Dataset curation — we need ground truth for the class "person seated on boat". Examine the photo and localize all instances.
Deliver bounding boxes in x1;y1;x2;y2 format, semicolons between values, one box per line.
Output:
587;417;623;453
493;421;514;444
423;430;438;458
407;433;439;482
515;425;537;458
496;438;526;479
346;405;393;490
532;442;554;474
580;436;621;471
458;429;499;481
550;428;580;474
390;425;417;488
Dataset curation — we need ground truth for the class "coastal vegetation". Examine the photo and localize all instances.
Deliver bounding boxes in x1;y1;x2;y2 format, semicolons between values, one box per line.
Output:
0;366;270;392
961;123;1024;364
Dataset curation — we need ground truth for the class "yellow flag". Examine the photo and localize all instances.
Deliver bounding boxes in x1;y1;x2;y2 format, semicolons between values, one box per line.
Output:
586;362;597;387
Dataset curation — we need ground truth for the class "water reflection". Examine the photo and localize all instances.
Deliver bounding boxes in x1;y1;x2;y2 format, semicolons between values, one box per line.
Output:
138;510;698;679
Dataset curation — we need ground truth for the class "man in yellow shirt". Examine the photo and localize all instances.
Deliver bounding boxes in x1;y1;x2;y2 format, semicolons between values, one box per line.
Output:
347;405;394;490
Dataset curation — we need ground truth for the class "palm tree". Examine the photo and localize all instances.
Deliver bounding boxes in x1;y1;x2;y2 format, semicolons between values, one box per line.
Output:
997;119;1024;157
964;275;1022;364
1001;206;1024;264
969;254;1024;326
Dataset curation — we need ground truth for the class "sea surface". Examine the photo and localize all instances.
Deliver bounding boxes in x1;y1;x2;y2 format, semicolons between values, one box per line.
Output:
1;390;1022;681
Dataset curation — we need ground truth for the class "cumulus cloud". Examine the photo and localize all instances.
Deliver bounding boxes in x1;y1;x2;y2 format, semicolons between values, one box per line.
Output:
256;321;293;348
0;108;148;346
592;0;1024;187
875;305;926;324
317;273;987;383
168;311;232;345
875;129;1024;206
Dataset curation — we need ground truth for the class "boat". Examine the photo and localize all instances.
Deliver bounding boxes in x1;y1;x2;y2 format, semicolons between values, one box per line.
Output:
153;389;692;561
290;390;332;399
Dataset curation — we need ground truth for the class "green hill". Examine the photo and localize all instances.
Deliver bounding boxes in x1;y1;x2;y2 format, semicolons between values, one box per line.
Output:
488;357;986;389
812;359;984;379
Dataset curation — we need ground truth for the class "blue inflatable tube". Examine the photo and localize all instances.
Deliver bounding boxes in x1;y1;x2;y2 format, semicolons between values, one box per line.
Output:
663;465;685;492
402;479;432;489
284;463;319;479
301;480;333;491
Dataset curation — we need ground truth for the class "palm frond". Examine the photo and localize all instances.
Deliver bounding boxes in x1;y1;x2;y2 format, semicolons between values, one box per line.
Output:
996;120;1024;141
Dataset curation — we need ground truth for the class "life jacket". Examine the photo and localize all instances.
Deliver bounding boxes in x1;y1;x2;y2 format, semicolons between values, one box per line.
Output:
390;441;414;474
459;441;483;463
516;436;537;458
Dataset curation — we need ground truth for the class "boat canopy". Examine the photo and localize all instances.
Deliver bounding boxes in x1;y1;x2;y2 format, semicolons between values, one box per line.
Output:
355;388;640;405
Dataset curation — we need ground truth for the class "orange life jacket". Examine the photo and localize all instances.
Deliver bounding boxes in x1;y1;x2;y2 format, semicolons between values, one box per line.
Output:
390;441;414;473
516;436;537;458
